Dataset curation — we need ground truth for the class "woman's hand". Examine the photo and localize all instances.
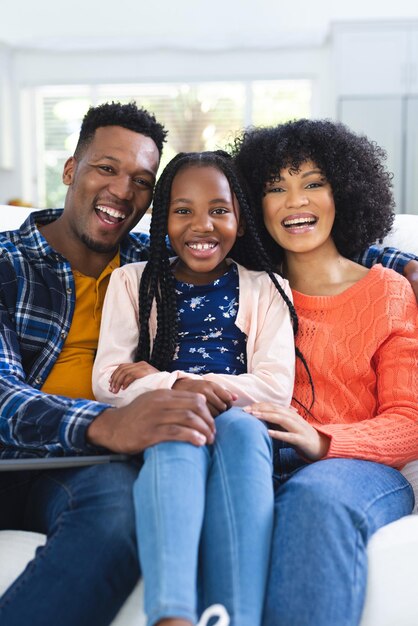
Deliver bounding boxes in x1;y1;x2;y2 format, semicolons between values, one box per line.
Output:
173;379;238;417
244;402;330;461
109;361;160;393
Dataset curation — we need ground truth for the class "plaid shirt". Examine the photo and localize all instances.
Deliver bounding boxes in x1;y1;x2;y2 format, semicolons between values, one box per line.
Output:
0;209;415;457
355;245;417;272
0;209;150;457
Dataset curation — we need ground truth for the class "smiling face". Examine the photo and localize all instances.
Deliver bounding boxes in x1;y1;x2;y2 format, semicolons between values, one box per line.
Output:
262;160;336;257
167;164;243;285
61;125;160;254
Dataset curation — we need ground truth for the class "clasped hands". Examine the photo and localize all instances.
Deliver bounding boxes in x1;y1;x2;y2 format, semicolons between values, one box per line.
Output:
109;360;238;418
104;361;329;460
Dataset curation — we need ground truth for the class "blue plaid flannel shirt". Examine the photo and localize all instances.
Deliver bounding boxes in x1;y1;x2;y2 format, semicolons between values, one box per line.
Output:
0;209;150;457
0;210;416;457
355;245;417;272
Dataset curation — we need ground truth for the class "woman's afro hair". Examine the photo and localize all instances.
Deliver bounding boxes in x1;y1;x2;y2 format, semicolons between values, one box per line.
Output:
232;118;395;259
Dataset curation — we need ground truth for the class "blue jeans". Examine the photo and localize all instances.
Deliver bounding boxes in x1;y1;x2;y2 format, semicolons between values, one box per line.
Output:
0;461;141;626
263;446;415;626
134;408;274;626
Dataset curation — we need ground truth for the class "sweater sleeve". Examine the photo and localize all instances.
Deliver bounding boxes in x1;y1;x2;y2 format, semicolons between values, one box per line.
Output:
316;284;418;468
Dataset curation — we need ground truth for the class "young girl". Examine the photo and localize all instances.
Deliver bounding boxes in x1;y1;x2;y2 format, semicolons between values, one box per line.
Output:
233;119;418;626
93;151;297;626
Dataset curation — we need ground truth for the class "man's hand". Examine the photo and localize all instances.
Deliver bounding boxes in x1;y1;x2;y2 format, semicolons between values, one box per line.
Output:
87;389;216;454
109;361;159;393
172;379;237;417
404;259;418;303
244;402;330;461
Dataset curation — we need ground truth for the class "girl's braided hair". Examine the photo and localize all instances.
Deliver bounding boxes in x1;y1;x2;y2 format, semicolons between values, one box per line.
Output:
135;150;300;372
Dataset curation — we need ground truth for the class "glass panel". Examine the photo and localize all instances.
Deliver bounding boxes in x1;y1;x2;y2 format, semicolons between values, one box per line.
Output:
41;91;92;207
38;80;312;207
97;82;246;171
252;80;312;126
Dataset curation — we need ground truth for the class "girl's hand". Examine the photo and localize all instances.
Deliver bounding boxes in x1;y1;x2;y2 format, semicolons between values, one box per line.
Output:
173;379;238;417
244;402;330;461
109;361;159;393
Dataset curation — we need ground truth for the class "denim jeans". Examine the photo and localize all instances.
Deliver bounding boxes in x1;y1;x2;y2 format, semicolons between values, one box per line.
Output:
263;445;415;626
0;461;141;626
134;408;274;626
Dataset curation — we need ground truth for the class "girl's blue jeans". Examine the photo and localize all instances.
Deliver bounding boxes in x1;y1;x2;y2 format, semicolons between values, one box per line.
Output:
134;407;274;626
262;444;414;626
134;410;414;626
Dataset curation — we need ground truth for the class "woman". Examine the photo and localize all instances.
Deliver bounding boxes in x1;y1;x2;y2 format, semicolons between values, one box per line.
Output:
233;119;418;626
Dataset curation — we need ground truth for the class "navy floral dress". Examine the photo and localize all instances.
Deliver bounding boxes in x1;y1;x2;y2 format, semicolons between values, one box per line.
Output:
168;264;248;375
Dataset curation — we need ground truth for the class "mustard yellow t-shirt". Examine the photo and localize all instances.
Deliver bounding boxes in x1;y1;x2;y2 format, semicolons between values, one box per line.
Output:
41;253;120;400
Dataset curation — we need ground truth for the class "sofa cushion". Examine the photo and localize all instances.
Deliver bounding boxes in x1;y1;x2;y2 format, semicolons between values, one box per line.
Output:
382;214;418;255
360;515;418;626
0;530;46;595
401;460;418;513
0;530;145;626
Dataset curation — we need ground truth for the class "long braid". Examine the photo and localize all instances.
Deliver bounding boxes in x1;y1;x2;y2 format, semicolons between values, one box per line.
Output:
135;156;185;368
239;202;315;409
293;347;316;412
223;153;315;408
216;153;300;336
148;174;178;369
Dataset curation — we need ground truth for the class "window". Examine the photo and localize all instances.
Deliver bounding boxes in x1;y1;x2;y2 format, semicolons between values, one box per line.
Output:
37;79;312;207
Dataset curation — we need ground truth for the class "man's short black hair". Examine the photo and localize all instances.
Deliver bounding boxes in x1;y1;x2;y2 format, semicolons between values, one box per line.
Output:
74;101;167;158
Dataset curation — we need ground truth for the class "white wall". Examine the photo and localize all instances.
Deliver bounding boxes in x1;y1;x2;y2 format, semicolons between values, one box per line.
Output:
2;0;418;50
1;41;331;205
0;44;15;202
2;0;418;204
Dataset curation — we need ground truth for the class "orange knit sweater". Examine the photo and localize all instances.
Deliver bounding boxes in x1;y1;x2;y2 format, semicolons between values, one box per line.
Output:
292;265;418;468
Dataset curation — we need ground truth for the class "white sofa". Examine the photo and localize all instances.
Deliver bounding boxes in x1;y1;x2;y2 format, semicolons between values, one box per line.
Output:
0;207;417;626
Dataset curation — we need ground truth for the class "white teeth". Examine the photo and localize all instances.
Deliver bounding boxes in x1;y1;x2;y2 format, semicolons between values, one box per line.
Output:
188;242;216;250
96;205;126;220
284;217;316;226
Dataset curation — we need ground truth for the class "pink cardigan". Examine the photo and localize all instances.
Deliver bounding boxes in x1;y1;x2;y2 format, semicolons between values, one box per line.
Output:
92;260;295;408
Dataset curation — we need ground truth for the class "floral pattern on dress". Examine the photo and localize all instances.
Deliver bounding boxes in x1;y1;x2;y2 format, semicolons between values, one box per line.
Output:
168;264;248;375
219;296;238;319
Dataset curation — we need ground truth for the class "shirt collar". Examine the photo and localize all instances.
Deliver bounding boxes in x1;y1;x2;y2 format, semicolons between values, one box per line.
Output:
13;207;147;264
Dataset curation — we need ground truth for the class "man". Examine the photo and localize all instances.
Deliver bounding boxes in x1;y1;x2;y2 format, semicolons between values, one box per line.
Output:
0;102;214;626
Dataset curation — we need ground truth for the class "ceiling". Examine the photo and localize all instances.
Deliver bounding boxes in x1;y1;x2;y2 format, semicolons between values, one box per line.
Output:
2;0;418;52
